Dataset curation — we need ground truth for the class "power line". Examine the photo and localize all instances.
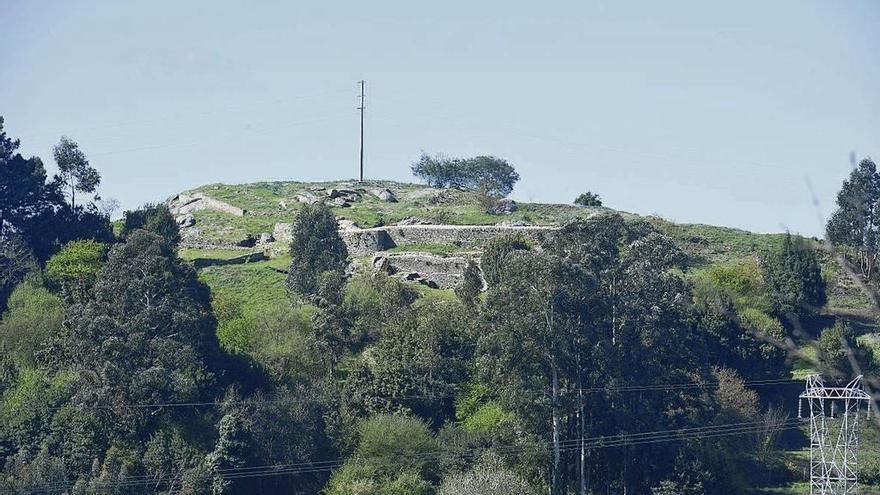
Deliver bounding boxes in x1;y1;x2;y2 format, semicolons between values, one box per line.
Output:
25;418;805;493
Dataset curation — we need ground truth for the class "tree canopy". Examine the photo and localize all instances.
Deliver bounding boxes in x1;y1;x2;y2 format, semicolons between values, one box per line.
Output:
411;153;520;196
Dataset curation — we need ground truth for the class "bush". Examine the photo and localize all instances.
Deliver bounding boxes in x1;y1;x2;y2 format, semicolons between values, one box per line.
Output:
818;321;877;377
0;277;63;366
0;236;36;314
44;239;107;298
574;191;602;207
411;153;519;196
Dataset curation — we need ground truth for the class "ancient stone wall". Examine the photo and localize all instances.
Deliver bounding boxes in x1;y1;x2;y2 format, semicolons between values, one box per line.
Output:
373;252;477;289
272;223;557;256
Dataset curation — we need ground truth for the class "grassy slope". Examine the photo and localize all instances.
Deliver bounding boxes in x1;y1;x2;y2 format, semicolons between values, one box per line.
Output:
177;179;879;493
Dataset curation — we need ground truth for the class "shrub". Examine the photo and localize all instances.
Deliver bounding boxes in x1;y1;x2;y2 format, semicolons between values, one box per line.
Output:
455;260;483;306
574;191;602;207
0;277;63;366
44;239;108;298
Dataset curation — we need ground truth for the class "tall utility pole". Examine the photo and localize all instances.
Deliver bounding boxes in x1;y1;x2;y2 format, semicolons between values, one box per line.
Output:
798;375;872;494
358;80;365;182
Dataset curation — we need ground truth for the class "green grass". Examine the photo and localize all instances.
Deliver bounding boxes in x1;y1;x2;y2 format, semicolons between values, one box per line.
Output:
179;248;256;261
198;259;289;319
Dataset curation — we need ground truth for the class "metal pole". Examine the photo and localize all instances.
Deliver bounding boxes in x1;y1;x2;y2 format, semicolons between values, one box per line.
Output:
358;80;365;182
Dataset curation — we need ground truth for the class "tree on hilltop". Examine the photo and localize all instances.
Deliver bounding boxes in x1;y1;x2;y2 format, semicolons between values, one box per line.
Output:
411;153;520;196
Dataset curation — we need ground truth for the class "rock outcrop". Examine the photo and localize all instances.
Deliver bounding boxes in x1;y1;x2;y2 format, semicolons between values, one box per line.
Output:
168;192;246;216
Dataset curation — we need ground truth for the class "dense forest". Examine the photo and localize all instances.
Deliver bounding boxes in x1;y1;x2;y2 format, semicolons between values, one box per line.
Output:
1;116;879;494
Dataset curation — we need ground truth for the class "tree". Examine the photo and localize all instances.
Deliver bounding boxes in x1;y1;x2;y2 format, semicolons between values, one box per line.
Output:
121;203;181;247
480;234;530;288
0;276;64;367
53;137;100;209
0;236;36;314
826;158;880;279
206;413;250;495
762;233;826;320
59;229;223;434
439;458;537;495
44;239;108;300
286;204;349;299
455;260;483;306
325;414;440;494
411;153;520;196
0;117;50;238
817;321;877;378
573;191;602;207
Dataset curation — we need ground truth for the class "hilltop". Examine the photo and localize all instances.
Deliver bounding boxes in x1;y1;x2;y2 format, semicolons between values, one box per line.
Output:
168;178;868;312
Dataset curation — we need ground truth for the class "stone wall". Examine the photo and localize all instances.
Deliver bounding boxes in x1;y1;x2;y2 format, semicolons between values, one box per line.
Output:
273;223;557;256
373;252;477;289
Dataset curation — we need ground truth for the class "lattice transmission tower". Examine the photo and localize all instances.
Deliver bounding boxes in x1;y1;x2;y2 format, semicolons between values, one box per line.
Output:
798;375;872;494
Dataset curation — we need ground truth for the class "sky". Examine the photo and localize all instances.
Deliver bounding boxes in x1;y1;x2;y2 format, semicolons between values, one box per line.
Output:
1;1;878;236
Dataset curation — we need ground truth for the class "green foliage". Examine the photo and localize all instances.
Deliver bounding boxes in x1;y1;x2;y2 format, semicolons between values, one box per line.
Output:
480;234;530;288
762;233;826;319
697;259;774;313
0;276;63;366
0;117;51;239
121;203;181;247
0;236;36;314
574;191;602;207
206;413;250;494
286;203;348;298
53;136;100;209
454;260;482;306
44;239;108;298
817;321;878;377
826;157;880;278
411;153;520;196
60;229;223;434
355;414;438;479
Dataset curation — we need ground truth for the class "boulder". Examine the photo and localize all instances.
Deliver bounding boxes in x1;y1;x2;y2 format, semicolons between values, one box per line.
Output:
331;197;351;208
279;200;288;209
296;193;318;204
375;188;397;203
257;232;275;245
492;198;517;215
176;214;195;228
327;188;342;199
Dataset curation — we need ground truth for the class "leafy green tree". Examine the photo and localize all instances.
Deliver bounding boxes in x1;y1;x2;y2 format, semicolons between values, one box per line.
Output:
0;236;36;314
53;137;100;209
286;203;349;299
826;158;880;279
325;414;440;495
44;239;108;300
480;234;529;288
121;203;181;247
573;191;602;207
0;277;63;367
206;413;250;495
439;459;538;495
60;229;223;435
411;153;520;196
345;301;472;423
762;233;826;319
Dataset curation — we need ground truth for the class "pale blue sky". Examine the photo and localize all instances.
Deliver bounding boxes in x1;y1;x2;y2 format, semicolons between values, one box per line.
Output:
1;1;878;235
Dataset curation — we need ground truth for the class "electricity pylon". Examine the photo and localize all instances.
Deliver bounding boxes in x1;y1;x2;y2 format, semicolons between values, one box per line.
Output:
798;374;872;494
